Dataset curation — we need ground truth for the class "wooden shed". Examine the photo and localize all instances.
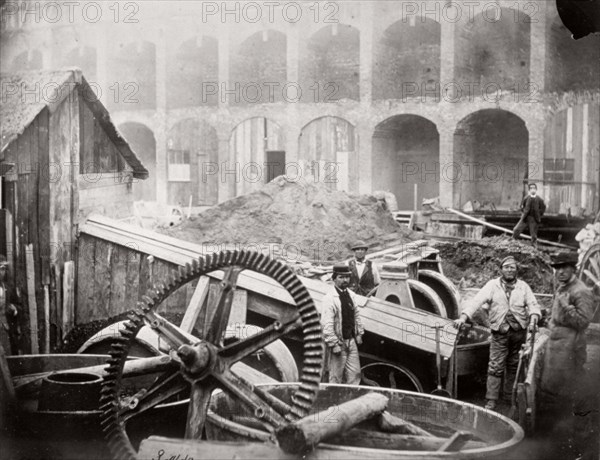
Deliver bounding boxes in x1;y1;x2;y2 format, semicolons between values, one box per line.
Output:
0;68;148;354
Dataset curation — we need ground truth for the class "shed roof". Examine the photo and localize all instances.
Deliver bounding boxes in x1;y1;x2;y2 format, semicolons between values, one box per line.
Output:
0;68;148;179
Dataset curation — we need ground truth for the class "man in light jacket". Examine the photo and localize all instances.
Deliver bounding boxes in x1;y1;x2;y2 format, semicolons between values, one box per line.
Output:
454;256;541;410
321;264;364;384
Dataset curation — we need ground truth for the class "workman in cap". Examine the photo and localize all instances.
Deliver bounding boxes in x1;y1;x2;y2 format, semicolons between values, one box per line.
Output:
348;240;380;296
538;252;595;458
321;264;364;384
453;256;541;411
512;182;546;248
540;252;594;398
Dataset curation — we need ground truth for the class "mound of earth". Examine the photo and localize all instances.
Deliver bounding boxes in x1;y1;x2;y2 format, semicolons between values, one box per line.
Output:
161;176;413;262
434;236;556;294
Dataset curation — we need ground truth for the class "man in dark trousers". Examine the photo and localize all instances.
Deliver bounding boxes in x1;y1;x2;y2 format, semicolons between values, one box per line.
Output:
539;252;595;459
348;240;380;296
512;183;546;248
321;264;364;384
453;256;541;410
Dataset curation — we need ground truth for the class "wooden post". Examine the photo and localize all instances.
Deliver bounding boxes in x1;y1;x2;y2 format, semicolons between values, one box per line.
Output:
276;392;389;454
62;261;75;338
43;285;50;353
25;245;38;354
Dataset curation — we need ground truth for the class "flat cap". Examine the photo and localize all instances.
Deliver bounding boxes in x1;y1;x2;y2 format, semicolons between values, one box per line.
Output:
550;252;578;268
351;240;368;250
500;256;517;267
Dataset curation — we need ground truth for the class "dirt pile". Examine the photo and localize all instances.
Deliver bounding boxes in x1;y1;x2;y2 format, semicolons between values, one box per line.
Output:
434;236;556;294
162;176;413;261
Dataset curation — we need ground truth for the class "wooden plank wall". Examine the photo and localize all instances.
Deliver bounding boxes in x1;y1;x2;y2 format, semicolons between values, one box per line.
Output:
78;94;134;220
75;234;189;323
167;119;219;206
230;118;284;197
2;110;51;354
297;117;357;192
543;103;600;214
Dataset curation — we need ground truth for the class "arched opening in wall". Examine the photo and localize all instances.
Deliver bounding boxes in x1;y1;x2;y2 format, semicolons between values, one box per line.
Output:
108;41;156;111
298;116;357;192
543;104;600;215
546;17;600;93
229;117;284;197
118;122;156;202
300;24;360;102
372;115;439;210
11;50;43;71
455;7;530;95
167;119;219;206
230;30;287;105
168;36;218;109
372;17;440;101
454;109;528;211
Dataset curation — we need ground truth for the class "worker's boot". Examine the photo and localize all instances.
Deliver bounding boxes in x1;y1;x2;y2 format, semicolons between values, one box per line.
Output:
486;374;502;403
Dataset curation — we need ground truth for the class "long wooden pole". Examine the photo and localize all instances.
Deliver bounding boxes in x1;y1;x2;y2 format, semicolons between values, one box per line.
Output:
276;392;389;454
446;208;575;249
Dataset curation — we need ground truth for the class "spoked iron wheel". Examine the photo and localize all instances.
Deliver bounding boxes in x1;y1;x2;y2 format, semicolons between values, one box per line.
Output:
100;251;324;460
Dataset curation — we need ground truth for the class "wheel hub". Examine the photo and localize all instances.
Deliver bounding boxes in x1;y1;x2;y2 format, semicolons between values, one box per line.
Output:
177;343;215;380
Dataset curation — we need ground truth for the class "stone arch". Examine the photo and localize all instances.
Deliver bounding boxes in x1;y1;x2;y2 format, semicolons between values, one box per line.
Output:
373;18;441;101
168;35;218;108
300;24;360;102
372;115;439;209
118;122;157;202
298;116;358;192
108;40;156;111
455;7;531;94
167;119;219;206
229;117;284;196
229;30;287;105
454;109;529;210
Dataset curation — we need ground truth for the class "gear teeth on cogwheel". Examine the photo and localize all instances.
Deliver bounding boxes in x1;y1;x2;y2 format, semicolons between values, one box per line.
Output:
100;250;323;458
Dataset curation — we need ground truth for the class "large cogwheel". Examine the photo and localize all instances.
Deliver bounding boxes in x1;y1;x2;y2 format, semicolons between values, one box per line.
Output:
100;250;324;460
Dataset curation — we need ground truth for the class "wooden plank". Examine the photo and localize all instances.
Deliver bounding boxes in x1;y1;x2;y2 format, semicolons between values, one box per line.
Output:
138;437;399;460
93;241;112;321
180;276;210;333
138;253;151;300
75;236;96;324
43;285;50;354
25;245;38;354
108;244;128;318
125;250;141;311
77;219;459;355
62;261;75;336
49;264;59;346
228;290;247;329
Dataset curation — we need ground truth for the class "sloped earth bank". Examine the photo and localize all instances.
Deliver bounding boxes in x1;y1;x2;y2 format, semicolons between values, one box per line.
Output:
162;176;414;261
433;236;556;294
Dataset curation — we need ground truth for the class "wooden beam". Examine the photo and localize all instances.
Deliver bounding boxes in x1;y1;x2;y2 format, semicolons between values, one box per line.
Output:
180;276;210;333
25;245;38;354
446;208;575;249
276;393;389;454
62;261;74;337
